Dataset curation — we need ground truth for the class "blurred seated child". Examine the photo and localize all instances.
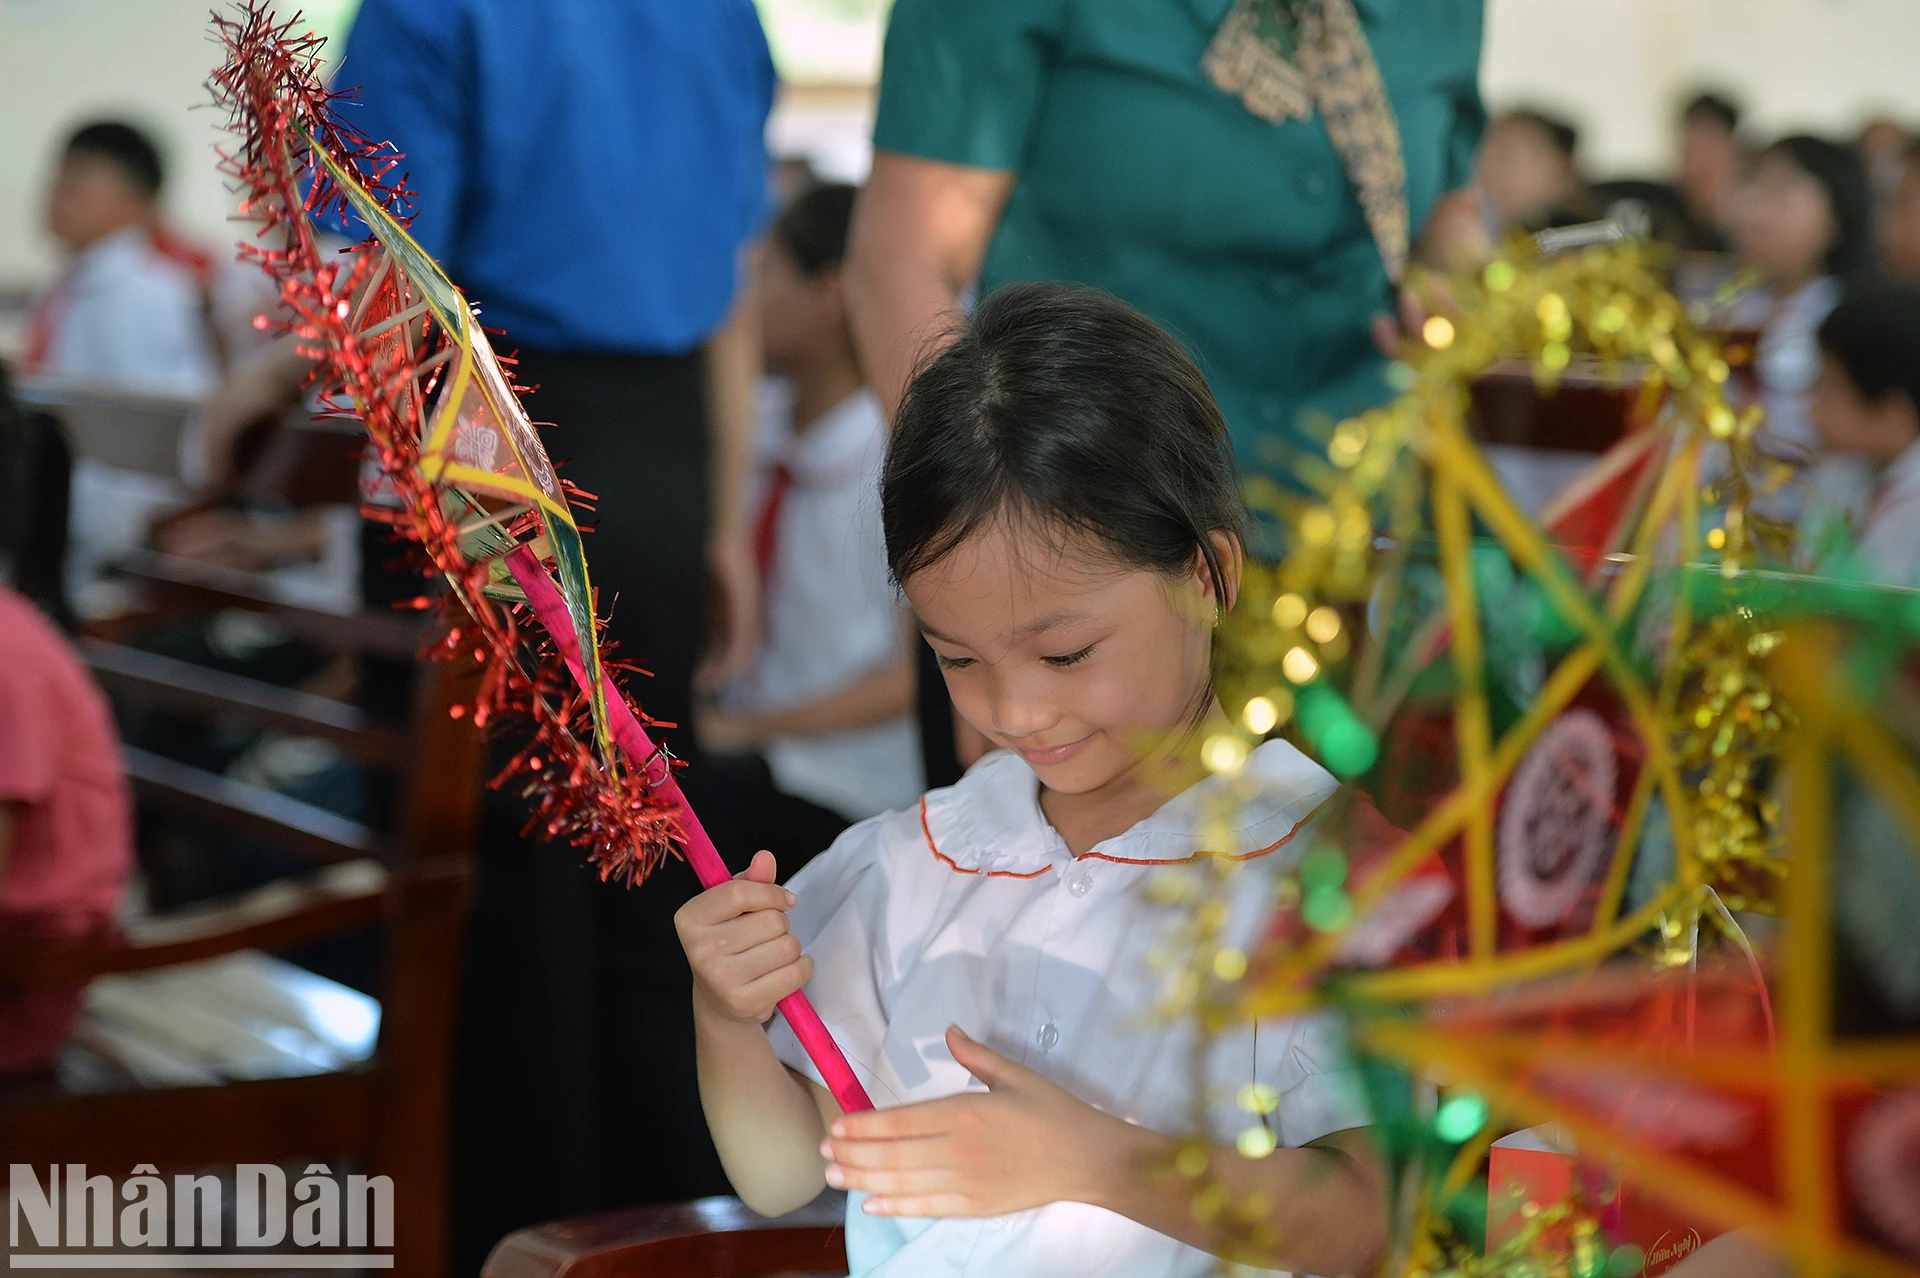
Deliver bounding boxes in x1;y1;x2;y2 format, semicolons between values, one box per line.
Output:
699;183;922;873
1676;91;1746;252
0;368;134;1077
1883;140;1920;283
1475;108;1592;237
23;120;218;393
1731;136;1877;465
23;121;224;616
1804;285;1920;586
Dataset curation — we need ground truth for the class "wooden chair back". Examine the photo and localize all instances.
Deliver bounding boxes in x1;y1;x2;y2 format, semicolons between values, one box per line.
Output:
0;558;481;1277
13;372;362;500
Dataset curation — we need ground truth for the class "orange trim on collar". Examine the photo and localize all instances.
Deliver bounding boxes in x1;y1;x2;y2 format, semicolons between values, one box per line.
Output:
1076;794;1335;865
920;793;1334;876
919;796;1054;879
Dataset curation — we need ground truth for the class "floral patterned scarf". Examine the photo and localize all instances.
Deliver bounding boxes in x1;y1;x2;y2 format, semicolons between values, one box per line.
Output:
1203;0;1410;283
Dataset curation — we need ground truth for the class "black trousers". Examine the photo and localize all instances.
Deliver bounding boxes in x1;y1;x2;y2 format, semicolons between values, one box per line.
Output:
699;751;852;883
451;348;737;1275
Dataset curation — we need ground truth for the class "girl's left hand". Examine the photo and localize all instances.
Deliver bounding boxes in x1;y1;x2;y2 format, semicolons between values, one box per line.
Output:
819;1025;1134;1218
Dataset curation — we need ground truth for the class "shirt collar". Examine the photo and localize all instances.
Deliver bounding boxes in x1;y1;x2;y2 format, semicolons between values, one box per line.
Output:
777;388;885;483
919;739;1339;876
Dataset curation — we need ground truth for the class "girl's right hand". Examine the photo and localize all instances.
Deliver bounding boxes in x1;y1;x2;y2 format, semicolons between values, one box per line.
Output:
675;850;811;1025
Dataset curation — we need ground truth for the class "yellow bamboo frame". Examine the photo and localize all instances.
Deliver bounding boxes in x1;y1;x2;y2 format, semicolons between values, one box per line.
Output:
1344;627;1920;1278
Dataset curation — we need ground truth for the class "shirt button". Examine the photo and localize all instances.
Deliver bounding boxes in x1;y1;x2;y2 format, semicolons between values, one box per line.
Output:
1036;1022;1059;1053
1297;169;1331;199
1064;867;1093;897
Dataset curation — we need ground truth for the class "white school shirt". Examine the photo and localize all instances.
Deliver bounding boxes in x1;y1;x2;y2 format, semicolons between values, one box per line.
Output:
29;227;220;617
1797;442;1920;590
1753;276;1840;462
768;741;1371;1278
1858;439;1920;587
736;388;922;821
30;225;220;395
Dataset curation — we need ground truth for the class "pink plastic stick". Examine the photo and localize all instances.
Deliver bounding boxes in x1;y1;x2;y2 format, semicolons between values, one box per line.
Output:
504;546;873;1113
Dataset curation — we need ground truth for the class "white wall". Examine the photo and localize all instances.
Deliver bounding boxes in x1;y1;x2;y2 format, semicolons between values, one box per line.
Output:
0;0;356;292
3;0;1919;298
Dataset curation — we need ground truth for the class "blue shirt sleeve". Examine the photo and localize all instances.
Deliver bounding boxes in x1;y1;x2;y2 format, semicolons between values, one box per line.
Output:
731;1;777;250
323;0;472;262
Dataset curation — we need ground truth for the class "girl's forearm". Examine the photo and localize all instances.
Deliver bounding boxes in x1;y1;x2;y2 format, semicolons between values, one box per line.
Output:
694;997;832;1216
1085;1122;1386;1276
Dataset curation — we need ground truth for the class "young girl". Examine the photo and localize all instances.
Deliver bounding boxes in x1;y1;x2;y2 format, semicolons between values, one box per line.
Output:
676;284;1384;1276
1731;135;1876;461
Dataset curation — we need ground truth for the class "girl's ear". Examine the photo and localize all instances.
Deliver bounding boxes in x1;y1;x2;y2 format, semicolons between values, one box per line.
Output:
1197;529;1243;617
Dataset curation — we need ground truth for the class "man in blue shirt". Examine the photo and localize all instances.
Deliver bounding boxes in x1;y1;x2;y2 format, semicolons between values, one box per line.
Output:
200;1;776;1268
333;1;773;356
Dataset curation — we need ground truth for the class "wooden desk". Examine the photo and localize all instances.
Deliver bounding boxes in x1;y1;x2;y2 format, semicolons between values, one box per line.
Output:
484;1194;849;1278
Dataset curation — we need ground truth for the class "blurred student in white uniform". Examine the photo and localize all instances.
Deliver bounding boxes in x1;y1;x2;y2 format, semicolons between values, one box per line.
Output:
22;122;219;393
700;184;922;875
20;121;221;615
1730;135;1876;463
1805;285;1920;587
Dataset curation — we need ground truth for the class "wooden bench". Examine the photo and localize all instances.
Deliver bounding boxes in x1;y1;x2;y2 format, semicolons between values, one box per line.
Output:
13;371;363;500
0;569;480;1278
10;374;199;478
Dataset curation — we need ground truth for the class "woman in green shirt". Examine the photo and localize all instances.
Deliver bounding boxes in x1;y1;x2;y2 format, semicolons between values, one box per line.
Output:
848;0;1487;478
849;0;1487;783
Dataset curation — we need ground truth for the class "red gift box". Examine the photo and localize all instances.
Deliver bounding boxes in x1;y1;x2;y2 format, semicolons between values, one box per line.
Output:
1489;1126;1725;1277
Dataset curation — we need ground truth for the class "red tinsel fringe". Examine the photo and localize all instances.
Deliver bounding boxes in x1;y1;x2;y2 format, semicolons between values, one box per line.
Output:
208;4;681;885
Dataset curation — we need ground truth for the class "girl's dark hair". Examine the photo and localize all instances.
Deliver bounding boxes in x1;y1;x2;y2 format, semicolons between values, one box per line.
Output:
0;363;75;629
882;283;1246;603
769;182;857;275
1817;284;1920;415
1763;134;1877;281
